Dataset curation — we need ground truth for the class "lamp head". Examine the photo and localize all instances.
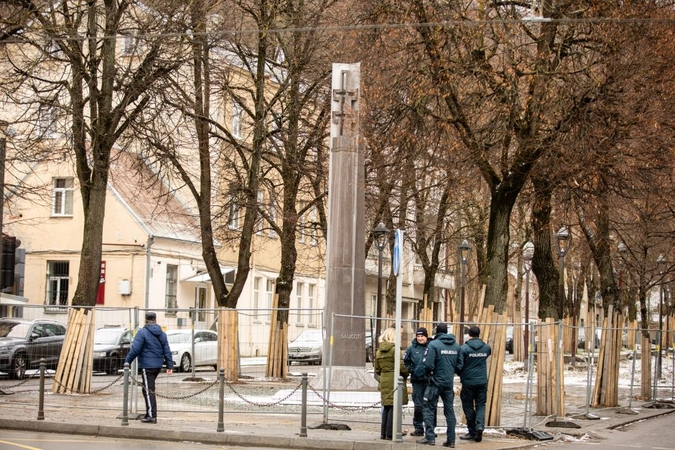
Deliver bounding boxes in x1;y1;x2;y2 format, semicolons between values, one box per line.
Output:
618;242;627;255
556;226;570;255
523;241;534;262
372;222;390;250
458;239;471;260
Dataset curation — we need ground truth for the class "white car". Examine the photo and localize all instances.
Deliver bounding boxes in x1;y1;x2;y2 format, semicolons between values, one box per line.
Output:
288;330;323;365
166;329;218;372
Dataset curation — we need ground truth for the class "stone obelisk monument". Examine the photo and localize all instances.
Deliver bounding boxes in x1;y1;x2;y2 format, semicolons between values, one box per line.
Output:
319;63;376;390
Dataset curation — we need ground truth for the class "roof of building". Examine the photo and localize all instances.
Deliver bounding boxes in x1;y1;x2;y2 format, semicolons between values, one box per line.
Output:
107;150;201;243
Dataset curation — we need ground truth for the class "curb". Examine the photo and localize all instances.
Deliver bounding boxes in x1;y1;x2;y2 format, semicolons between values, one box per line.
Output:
0;418;542;450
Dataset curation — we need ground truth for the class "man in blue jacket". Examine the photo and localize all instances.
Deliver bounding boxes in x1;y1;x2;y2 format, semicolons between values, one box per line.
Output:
125;312;173;423
457;325;491;442
418;322;460;447
404;327;430;436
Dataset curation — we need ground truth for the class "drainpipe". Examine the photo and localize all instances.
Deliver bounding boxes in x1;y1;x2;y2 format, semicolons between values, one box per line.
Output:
144;235;154;310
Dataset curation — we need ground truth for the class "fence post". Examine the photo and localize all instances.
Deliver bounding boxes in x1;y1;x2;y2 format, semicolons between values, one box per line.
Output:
217;368;225;432
37;358;45;420
394;376;404;443
300;373;308;437
121;362;129;426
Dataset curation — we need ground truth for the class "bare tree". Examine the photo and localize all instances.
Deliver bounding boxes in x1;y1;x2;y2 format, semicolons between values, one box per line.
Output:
1;0;186;391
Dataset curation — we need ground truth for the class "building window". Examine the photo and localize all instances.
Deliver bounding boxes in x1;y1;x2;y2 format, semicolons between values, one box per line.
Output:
296;282;304;323
232;101;243;139
253;277;261;321
122;34;139;55
308;284;316;326
256;190;264;235
298;201;307;243
308;205;317;246
297;202;317;245
268;201;277;238
37;104;57;138
165;264;177;310
195;286;207;322
52;178;74;217
266;278;274;322
46;261;69;306
228;198;240;230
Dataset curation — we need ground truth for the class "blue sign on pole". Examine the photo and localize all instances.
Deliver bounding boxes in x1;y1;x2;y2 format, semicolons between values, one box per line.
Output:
393;229;403;276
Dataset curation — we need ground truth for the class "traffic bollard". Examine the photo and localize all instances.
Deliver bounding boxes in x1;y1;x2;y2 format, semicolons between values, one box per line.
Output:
121;362;129;426
217;368;225;432
38;358;45;420
300;373;308;437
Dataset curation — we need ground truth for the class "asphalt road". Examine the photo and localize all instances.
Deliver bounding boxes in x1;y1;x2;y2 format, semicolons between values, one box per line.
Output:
0;429;286;450
554;412;675;449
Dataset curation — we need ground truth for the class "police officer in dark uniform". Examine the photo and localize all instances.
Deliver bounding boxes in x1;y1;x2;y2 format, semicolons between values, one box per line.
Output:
457;325;491;442
404;327;430;436
417;322;460;447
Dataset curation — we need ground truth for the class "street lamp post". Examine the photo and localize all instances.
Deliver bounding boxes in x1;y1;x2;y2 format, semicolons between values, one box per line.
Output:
523;241;534;370
618;242;628;316
571;261;580;365
0;120;7;294
458;239;471;345
372;222;390;350
556;226;570;320
665;287;671;356
657;254;666;380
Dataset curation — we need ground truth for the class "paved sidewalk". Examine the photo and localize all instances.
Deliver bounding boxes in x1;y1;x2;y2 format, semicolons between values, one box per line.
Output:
1;379;674;449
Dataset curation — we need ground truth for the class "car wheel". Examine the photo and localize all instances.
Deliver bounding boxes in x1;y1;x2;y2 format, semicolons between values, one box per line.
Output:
180;353;191;372
106;357;119;375
10;353;26;380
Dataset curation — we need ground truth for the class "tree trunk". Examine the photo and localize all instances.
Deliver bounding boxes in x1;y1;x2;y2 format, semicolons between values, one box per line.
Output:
482;186;519;313
531;176;560;319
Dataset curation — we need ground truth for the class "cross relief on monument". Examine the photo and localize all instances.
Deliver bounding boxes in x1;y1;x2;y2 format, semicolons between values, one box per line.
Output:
331;69;359;136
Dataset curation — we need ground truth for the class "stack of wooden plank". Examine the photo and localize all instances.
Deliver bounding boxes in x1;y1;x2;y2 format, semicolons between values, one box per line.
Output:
474;306;506;426
592;306;623;407
53;307;95;394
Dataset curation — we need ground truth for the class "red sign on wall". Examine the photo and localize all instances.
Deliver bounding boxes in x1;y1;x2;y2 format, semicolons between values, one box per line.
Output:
96;261;106;305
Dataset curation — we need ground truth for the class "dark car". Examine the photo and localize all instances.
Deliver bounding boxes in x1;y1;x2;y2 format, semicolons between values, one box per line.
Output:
505;325;514;354
365;330;374;363
0;318;67;379
92;327;133;374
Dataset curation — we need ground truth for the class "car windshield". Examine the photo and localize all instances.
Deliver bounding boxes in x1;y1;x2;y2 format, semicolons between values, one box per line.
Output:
293;331;322;343
0;322;30;339
94;329;123;345
167;333;191;344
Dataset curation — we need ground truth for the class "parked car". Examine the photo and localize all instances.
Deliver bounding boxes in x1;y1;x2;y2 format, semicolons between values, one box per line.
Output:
0;318;67;379
365;330;374;363
578;328;601;350
92;327;133;374
166;329;218;372
288;330;323;365
505;326;514;354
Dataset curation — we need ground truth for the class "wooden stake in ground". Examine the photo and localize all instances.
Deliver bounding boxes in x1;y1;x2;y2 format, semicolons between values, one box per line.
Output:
217;308;239;381
266;293;289;379
536;318;563;416
592;307;622;407
485;311;505;426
